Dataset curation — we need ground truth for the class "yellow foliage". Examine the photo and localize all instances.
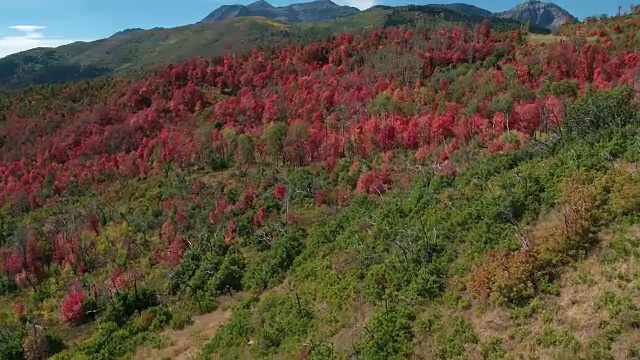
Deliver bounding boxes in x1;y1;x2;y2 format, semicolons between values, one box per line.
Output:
468;168;640;305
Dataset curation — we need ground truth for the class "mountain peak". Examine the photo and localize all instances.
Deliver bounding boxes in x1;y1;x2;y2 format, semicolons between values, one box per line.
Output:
497;0;576;29
248;0;275;9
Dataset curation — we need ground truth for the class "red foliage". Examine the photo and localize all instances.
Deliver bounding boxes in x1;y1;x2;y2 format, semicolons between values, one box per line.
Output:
167;236;186;267
110;267;133;292
14;302;25;318
253;207;266;227
0;22;517;215
348;161;360;176
315;189;328;206
513;101;541;136
356;169;391;195
160;220;186;267
337;188;351;207
274;183;287;201
209;197;230;225
224;220;236;245
61;290;85;324
325;156;336;173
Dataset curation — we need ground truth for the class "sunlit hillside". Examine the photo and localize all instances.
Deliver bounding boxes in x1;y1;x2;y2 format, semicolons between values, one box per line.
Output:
1;6;640;360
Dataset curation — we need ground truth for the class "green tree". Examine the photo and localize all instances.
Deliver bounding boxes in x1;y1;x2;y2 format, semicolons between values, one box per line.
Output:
565;86;637;138
263;122;288;164
236;133;255;165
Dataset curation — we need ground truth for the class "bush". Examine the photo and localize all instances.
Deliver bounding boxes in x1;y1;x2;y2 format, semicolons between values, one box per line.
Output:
361;304;416;360
169;311;193;330
0;276;18;295
44;332;66;357
0;329;25;360
244;227;305;291
23;327;66;360
480;337;506;360
539;79;580;99
431;315;478;358
60;292;86;324
468;168;640;305
565;86;637;138
488;93;515;114
104;287;158;326
210;252;246;294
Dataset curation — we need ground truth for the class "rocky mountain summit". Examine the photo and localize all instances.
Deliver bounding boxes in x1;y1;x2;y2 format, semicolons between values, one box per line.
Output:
496;0;577;29
202;0;576;29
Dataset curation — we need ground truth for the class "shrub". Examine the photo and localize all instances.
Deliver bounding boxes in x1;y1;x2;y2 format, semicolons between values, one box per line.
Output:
22;325;46;360
565;86;637;138
236;133;255;165
22;329;65;359
468;168;640;305
274;183;286;201
263;122;288;164
13;302;25;320
361;304;416;360
210;252;246;294
0;276;18;295
540;79;580;99
60;291;86;324
480;337;506;360
169;311;193;330
0;329;25;360
104;287;158;326
43;332;66;357
488;93;514;115
430;315;478;358
549;80;579;98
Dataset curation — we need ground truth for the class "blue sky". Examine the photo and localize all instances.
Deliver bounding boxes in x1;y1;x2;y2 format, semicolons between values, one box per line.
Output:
0;0;636;58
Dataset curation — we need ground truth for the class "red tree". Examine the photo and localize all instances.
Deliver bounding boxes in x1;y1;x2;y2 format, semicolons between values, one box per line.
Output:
61;290;85;324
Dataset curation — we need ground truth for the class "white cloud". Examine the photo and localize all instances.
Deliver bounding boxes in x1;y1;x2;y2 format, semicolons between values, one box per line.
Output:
0;25;79;59
9;25;46;33
335;0;377;11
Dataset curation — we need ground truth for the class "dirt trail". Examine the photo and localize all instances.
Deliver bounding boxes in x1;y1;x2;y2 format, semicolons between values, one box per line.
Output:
134;303;232;360
134;280;291;360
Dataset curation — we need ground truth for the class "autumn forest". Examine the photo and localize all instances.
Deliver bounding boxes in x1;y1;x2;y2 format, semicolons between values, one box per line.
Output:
1;5;640;360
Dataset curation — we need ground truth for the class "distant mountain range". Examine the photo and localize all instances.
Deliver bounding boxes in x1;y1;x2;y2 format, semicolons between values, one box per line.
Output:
201;0;360;23
203;0;576;30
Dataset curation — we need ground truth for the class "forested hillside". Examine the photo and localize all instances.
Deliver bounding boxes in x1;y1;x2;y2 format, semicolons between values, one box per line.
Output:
0;4;547;90
0;7;640;360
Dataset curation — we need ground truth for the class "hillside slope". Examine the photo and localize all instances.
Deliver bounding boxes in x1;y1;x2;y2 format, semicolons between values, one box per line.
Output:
0;4;551;90
1;9;640;360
